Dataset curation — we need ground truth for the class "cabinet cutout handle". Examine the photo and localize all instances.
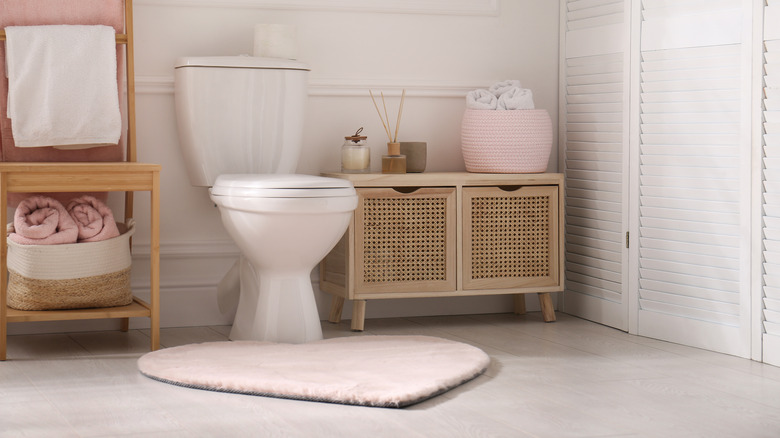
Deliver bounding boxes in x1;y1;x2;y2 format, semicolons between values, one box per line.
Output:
393;187;421;194
498;185;522;192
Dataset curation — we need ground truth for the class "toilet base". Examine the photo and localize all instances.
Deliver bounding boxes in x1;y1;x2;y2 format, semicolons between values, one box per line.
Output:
229;257;323;343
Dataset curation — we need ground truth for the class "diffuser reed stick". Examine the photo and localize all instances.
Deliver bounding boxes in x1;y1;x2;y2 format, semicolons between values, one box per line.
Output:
369;90;393;141
368;89;406;143
381;92;391;138
393;89;406;143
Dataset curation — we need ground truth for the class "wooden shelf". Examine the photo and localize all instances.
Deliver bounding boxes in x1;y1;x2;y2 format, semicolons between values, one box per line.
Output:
0;162;161;191
6;298;151;323
0;163;161;360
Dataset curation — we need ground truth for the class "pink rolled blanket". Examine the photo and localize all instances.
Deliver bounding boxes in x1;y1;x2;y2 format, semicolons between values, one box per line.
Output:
9;196;79;245
66;195;120;243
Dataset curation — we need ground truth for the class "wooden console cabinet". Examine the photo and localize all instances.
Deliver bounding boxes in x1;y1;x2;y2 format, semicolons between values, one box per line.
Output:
320;172;564;330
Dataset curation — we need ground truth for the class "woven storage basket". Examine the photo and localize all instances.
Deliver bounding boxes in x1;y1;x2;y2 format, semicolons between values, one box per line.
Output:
460;108;553;173
6;220;135;311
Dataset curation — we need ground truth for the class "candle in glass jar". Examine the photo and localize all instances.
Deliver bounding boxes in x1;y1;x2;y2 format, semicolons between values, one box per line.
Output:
342;146;369;171
341;128;370;173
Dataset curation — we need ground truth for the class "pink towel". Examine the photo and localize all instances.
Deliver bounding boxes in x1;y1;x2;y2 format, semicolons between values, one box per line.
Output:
66;195;120;242
9;196;79;245
0;0;126;207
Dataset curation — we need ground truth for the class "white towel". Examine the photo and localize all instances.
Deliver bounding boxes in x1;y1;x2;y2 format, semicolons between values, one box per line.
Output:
466;89;498;110
497;87;535;110
489;80;522;97
5;25;121;148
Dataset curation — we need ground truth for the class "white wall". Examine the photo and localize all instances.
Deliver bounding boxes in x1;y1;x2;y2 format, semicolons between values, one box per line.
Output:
9;0;561;334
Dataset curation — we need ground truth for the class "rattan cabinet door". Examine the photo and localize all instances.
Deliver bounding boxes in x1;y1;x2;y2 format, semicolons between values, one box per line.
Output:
463;185;560;290
355;187;456;294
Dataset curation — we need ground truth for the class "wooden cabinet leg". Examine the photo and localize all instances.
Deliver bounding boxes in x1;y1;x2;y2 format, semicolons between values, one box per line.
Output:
351;300;366;331
120;317;129;332
329;296;345;324
538;292;556;322
514;294;527;315
1;326;6;361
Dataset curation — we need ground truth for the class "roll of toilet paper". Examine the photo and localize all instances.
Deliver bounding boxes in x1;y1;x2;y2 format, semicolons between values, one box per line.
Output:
253;24;297;59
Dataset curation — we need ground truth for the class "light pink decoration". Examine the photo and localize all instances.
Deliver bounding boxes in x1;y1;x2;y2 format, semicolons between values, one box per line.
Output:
138;335;490;408
66;195;120;243
460;108;553;173
9;196;79;245
0;0;126;206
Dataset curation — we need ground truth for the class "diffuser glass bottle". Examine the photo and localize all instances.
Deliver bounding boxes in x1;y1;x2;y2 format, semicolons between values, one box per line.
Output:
382;142;406;174
341;128;370;173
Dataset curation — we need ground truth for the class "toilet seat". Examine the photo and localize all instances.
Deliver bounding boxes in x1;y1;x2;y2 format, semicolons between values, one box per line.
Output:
211;174;356;198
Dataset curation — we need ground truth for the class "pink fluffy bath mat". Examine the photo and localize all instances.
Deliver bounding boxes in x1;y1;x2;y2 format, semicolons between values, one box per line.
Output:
137;335;490;408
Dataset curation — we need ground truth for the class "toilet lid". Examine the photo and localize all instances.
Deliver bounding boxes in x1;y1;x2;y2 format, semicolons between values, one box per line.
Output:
210;174;356;198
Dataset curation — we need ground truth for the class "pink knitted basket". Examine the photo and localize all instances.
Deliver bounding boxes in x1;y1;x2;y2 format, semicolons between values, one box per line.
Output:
460;109;553;173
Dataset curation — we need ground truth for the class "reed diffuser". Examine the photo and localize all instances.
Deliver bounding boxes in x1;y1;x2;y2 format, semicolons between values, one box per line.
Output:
369;89;407;174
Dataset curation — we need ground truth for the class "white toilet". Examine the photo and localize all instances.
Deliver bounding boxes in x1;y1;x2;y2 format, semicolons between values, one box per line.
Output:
174;56;357;343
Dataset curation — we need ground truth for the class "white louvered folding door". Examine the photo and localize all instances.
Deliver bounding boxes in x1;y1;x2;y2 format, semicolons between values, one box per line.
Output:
633;0;752;357
761;0;780;366
562;0;754;358
561;0;630;330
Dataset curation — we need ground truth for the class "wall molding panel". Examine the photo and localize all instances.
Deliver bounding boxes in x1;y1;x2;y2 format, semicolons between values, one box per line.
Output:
136;75;486;98
130;240;239;290
136;0;499;16
134;76;174;95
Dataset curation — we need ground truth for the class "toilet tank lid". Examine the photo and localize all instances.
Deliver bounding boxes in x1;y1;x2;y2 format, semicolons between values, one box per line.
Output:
174;56;309;71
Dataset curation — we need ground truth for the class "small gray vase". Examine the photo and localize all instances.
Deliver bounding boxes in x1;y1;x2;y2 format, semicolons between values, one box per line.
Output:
399;142;427;173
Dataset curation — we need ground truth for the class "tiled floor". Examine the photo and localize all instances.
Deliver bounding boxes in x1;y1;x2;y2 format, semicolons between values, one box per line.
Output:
2;312;780;437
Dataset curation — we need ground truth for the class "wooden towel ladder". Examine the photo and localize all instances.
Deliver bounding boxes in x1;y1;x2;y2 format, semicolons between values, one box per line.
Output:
0;0;160;360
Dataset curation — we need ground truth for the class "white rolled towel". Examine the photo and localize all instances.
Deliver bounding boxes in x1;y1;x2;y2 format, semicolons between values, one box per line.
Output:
489;80;522;97
466;89;498;110
497;87;535;110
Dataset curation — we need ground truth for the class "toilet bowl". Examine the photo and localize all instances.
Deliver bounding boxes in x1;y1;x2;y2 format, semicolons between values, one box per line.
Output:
209;174;356;343
174;56;357;344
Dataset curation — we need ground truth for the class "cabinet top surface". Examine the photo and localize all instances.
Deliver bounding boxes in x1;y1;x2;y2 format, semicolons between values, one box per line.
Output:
321;172;563;187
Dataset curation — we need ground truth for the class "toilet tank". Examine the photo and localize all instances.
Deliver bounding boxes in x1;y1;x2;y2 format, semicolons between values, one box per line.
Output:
174;56;310;187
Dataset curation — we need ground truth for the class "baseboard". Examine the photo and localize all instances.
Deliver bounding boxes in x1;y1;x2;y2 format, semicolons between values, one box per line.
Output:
7;240;546;335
